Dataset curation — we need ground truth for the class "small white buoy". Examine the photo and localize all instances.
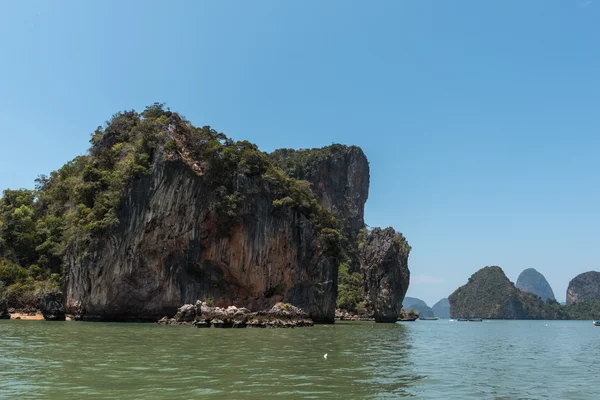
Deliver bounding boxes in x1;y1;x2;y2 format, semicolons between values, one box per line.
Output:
324;353;328;359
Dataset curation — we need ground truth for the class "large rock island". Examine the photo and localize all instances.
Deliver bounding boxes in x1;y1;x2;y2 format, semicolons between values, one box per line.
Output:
0;104;410;323
516;268;555;301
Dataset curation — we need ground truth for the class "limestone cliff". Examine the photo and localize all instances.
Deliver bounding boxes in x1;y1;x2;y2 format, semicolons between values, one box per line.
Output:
40;105;410;324
271;146;411;322
566;271;600;305
361;227;411;322
64;109;342;323
270;145;369;248
516;268;555;301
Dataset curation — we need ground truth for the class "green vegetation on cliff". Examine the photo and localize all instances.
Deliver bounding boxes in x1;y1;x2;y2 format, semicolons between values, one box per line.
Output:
270;144;352;182
564;300;600;319
0;103;349;308
0;190;62;308
336;262;364;312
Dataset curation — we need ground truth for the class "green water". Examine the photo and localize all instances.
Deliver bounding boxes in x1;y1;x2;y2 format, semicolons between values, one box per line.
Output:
1;320;599;399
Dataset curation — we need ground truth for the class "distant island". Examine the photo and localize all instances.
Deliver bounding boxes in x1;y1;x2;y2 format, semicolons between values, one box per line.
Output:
449;266;600;320
516;268;555;301
431;298;450;319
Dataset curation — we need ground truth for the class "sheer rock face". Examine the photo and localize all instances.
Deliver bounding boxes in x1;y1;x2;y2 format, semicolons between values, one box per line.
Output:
566;271;600;305
361;227;411;323
63;137;408;324
302;147;369;237
431;298;450;318
516;268;555;301
64;155;338;323
271;146;412;318
270;146;370;245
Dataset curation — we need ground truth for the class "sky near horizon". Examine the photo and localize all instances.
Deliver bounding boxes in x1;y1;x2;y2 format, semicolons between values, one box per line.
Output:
1;1;598;306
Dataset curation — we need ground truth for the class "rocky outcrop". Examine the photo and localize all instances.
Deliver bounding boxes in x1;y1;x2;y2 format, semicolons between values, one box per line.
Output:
516;268;555;301
158;301;313;328
361;227;411;322
39;292;66;321
0;299;10;319
402;297;434;318
270;145;370;242
432;298;450;318
566;271;600;305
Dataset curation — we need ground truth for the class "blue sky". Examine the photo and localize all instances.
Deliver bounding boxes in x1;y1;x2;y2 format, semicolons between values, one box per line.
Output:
1;1;598;305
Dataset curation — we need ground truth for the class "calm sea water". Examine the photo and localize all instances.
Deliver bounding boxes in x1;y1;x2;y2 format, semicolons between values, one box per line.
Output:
1;319;598;399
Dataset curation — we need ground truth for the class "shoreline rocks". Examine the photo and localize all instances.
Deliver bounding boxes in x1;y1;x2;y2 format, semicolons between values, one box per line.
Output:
158;301;314;328
335;308;374;321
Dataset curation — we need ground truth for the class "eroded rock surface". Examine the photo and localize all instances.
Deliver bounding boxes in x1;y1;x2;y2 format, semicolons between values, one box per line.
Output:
361;227;411;322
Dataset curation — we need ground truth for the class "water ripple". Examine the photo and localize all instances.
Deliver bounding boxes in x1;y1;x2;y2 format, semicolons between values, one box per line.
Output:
0;320;598;398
